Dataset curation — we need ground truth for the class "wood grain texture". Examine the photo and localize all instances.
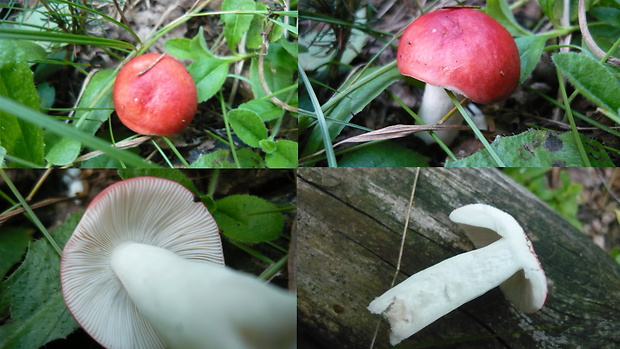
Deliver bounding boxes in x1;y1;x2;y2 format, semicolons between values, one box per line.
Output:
297;168;620;349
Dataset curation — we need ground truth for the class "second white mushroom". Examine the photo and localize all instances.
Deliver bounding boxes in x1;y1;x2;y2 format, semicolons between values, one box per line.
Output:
368;204;547;345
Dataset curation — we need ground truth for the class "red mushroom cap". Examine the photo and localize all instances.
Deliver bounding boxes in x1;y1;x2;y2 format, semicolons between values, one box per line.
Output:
113;53;198;136
396;8;520;104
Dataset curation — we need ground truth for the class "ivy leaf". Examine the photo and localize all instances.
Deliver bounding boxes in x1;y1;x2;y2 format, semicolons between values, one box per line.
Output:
553;52;620;117
446;130;614;167
0;213;82;349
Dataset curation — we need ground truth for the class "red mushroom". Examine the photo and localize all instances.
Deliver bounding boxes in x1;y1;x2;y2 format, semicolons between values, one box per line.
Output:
397;8;520;144
113;53;198;136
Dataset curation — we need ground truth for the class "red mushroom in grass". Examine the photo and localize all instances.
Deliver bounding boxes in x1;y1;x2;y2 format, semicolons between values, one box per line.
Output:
113;53;198;136
368;204;547;346
397;8;521;144
60;176;296;349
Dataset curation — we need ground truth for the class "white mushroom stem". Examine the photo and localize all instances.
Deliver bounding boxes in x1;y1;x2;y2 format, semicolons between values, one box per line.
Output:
417;85;487;145
111;242;297;349
368;239;527;346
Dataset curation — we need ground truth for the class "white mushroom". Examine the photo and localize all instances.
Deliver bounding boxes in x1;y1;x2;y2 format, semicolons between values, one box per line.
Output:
60;176;296;349
368;204;547;345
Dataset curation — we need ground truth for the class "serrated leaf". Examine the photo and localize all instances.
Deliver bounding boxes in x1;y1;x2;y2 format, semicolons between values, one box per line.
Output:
117;169;199;195
515;35;547;82
339;141;429;167
213;195;283;242
264;140;297;168
0;39;44;166
228;109;268;148
0;213;82;349
445;130;614;167
221;0;256;49
188;58;229;102
553;52;620;113
189;148;265;168
0;227;32;277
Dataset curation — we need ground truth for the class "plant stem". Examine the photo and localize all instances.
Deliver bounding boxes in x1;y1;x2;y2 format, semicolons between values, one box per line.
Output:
555;68;591;166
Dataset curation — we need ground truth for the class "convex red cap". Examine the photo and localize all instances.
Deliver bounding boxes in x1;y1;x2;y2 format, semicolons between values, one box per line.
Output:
397;8;520;104
113;53;198;136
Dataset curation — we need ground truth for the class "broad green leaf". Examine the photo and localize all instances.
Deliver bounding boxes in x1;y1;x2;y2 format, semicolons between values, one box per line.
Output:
259;139;277;154
553;52;620;114
164;38;193;59
213;195;283;242
189;27;215;59
249;43;295;99
239;99;282;121
515;35;547;82
0;96;159;168
221;0;256;49
73;69;115;134
188;58;229;102
446;130;614;167
267;17;286;41
264;140;297;168
589;6;620;26
14;40;46;66
269;16;299;37
281;40;298;60
228;109;268;147
189;148;265;168
267;40;297;71
0;213;82;349
44;131;81;166
537;0;561;26
45;69;115;165
36;82;55;109
118;169;198;195
0;227;32;277
0;39;45;166
246;3;269;49
339;141;429;167
302;65;402;157
485;0;531;36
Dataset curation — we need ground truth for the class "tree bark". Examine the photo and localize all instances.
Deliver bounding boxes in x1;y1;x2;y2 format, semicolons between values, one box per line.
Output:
297;168;620;349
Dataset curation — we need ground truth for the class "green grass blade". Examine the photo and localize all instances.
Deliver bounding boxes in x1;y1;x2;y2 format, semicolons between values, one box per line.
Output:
0;27;135;50
0;96;159;168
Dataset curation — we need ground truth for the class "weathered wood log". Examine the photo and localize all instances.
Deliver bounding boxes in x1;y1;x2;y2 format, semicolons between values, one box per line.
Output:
297;168;620;349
